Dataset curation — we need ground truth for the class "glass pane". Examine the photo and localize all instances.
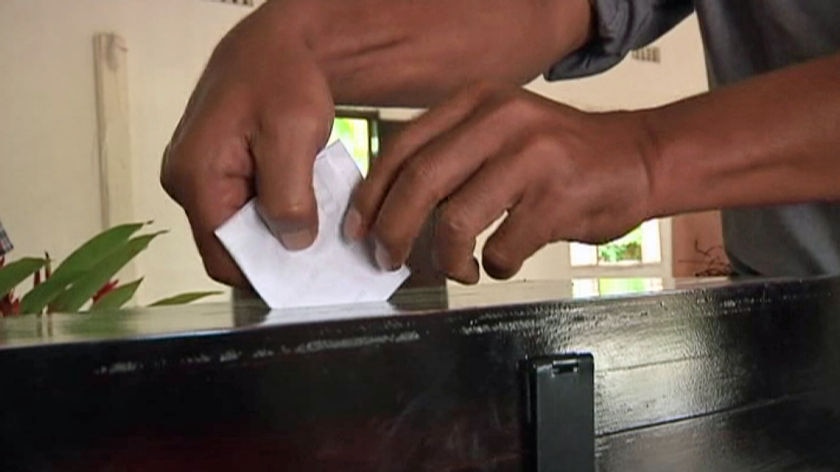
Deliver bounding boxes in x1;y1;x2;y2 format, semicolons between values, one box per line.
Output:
570;242;598;267
573;278;664;298
598;278;663;295
597;226;643;264
328;117;371;175
640;219;662;263
572;278;600;298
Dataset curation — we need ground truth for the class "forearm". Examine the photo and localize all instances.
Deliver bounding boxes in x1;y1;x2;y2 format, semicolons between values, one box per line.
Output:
276;0;593;107
645;52;840;217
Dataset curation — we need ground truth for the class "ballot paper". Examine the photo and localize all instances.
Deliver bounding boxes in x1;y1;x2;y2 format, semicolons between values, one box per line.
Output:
215;141;410;308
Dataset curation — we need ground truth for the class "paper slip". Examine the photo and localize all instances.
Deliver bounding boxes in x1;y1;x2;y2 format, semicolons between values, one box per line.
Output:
215;141;410;309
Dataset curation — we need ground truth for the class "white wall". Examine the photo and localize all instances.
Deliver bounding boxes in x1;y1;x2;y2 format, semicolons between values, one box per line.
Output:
0;0;252;303
0;1;707;304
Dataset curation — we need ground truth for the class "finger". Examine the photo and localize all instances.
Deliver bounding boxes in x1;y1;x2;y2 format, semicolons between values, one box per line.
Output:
251;108;332;250
432;155;527;283
371;100;521;271
165;135;254;288
188;206;249;288
345;82;504;241
482;193;554;280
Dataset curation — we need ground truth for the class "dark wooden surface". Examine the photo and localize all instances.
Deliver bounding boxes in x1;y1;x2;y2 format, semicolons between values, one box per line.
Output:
1;277;840;471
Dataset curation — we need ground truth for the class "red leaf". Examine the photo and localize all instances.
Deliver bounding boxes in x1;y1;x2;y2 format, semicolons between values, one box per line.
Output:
44;252;52;279
92;279;119;303
1;292;20;317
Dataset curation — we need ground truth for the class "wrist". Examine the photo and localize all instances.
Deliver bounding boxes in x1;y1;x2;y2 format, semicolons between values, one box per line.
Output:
209;0;312;70
636;108;674;220
638;103;723;219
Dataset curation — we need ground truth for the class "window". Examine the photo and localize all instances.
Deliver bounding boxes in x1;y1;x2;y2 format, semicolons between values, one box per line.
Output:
570;220;662;268
327;109;379;176
566;218;671;294
472;217;671;286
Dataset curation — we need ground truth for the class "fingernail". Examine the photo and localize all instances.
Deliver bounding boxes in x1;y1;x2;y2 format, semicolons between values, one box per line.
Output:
374;240;394;271
279;229;315;251
343;207;363;241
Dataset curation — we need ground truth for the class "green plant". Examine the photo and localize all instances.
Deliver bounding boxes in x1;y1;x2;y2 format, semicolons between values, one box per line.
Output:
598;241;642;263
598;226;644;263
0;222;220;316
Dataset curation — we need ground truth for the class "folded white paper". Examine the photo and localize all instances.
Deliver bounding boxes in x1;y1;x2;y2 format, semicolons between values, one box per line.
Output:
215;141;410;309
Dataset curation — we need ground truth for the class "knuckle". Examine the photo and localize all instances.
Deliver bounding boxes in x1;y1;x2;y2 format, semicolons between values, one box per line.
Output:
260;199;315;226
296;109;331;137
522;130;559;156
382;127;421;161
203;261;239;287
469;80;502;99
524;139;575;188
159;167;175;200
260;105;332;144
492;93;531;118
159;141;192;203
400;158;438;192
436;205;474;242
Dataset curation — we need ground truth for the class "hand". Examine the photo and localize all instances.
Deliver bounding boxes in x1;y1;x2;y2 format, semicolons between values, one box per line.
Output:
160;3;334;286
344;82;659;284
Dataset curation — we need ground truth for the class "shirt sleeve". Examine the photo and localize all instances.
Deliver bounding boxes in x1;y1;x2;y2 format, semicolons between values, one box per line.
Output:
0;220;13;256
547;0;695;80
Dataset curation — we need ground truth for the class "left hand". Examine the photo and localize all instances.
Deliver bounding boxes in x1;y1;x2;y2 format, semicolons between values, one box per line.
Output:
343;82;661;284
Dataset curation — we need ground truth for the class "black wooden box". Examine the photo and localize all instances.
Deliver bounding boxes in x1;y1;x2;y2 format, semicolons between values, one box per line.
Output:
1;277;840;471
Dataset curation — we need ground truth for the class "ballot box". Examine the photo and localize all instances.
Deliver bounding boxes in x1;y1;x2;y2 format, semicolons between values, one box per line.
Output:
2;277;840;471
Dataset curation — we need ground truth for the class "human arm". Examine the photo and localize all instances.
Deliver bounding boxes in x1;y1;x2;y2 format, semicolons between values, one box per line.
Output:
346;51;840;283
160;0;593;286
647;51;840;215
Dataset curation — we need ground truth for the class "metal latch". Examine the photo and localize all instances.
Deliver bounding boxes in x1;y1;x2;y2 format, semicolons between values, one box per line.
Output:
521;353;594;472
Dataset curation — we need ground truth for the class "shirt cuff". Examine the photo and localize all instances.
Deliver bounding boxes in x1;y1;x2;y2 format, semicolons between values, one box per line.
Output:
547;0;694;80
545;0;628;80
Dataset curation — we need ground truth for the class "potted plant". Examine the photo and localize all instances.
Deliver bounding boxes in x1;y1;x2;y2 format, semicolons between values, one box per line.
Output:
0;222;219;316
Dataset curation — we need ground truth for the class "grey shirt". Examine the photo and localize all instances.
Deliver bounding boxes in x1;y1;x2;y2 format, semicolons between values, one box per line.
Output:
0;219;12;257
548;0;840;276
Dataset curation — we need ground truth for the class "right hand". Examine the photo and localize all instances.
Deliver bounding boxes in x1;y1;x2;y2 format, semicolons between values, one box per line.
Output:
346;82;657;284
160;2;334;287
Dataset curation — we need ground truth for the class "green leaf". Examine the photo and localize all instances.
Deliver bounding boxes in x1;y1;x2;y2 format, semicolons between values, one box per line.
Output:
50;232;165;313
21;222;148;314
52;222;147;279
89;278;143;312
148;291;222;307
0;258;45;296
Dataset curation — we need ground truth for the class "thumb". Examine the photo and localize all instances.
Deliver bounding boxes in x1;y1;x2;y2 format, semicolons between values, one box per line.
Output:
247;51;335;250
251;108;333;250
